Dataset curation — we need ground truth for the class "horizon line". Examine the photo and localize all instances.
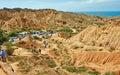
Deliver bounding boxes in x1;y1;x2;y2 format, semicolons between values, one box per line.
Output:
0;7;120;12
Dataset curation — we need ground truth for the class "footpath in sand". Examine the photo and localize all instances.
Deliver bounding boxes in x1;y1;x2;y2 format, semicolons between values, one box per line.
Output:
0;61;16;75
0;68;7;75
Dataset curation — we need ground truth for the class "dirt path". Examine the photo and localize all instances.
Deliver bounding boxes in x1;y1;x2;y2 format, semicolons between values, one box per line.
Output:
0;68;7;75
13;48;33;56
41;48;50;54
11;62;24;75
10;62;18;74
0;61;17;75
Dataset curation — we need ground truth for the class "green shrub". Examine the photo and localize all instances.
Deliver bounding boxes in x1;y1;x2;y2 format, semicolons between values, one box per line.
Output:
46;59;57;68
63;65;87;73
57;27;73;33
76;67;87;73
40;58;57;68
3;42;14;47
0;29;3;36
88;70;100;75
0;31;8;45
8;31;18;37
0;29;10;45
7;56;22;62
34;70;53;75
104;71;116;75
63;65;77;72
18;60;31;73
0;35;8;45
6;47;14;55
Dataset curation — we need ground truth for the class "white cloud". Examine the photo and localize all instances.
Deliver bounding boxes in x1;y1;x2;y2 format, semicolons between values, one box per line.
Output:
87;0;109;3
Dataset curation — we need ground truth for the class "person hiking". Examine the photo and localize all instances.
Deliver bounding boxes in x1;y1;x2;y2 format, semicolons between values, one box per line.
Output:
38;48;41;54
1;49;7;62
43;40;48;48
31;45;34;53
0;46;2;61
31;44;38;54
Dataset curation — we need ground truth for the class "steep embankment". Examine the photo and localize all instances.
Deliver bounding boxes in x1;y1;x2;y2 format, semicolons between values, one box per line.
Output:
0;62;16;75
71;51;120;65
0;68;7;75
66;24;120;51
0;8;106;32
69;51;120;74
64;19;120;73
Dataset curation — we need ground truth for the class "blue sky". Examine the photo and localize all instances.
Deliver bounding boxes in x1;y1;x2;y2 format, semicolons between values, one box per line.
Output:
0;0;120;11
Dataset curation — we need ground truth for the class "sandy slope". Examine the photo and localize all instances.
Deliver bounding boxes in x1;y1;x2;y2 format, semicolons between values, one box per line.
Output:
0;68;7;75
69;50;120;73
66;24;120;51
0;61;16;75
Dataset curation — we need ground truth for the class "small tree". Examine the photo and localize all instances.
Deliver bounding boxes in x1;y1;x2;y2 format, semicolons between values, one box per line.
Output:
8;31;18;37
3;42;15;55
6;47;14;55
104;71;116;75
0;31;8;45
58;27;73;33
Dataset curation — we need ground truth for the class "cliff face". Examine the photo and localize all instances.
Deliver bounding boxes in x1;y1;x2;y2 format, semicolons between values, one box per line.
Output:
68;51;120;74
71;51;120;65
0;8;105;31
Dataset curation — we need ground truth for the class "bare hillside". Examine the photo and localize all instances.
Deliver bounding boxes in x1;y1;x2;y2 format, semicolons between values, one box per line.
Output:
62;19;120;74
0;8;106;32
66;24;120;51
0;62;16;75
1;8;120;75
